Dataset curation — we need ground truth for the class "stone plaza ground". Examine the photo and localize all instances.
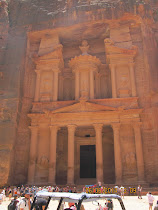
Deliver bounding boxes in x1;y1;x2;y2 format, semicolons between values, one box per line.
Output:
1;195;158;210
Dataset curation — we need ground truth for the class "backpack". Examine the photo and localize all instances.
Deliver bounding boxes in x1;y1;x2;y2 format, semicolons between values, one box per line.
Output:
8;200;17;210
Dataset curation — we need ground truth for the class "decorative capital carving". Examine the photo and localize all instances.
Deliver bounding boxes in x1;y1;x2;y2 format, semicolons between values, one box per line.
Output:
111;123;121;131
109;64;116;70
67;124;77;133
29;126;39;132
132;122;142;131
35;70;41;75
93;123;103;132
49;125;60;132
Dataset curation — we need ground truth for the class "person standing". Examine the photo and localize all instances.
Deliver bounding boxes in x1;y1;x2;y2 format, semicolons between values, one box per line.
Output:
138;185;142;199
120;186;125;199
147;192;155;210
154;200;158;210
18;192;32;210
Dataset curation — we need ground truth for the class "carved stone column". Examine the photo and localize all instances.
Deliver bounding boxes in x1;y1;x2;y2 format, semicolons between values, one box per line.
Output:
90;70;94;99
129;63;137;97
34;70;41;102
48;125;59;185
111;123;122;184
133;122;145;181
53;70;59;101
94;123;104;183
67;124;76;185
109;64;117;98
28;126;38;184
75;70;80;100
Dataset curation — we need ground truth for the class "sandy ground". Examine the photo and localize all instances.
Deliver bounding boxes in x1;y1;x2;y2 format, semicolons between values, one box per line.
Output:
1;195;158;210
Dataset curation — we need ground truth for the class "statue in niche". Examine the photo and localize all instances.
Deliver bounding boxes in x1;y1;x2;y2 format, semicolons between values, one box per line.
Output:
37;156;49;169
124;152;136;170
120;74;129;89
79;40;89;55
42;79;51;93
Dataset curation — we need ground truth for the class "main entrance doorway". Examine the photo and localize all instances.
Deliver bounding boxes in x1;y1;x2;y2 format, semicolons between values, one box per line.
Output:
80;145;96;178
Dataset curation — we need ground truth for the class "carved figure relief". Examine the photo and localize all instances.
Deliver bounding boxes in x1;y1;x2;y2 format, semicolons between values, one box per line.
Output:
42;79;51;93
79;40;89;55
117;68;131;97
124;152;136;170
120;74;129;89
40;74;52;101
37;156;49;169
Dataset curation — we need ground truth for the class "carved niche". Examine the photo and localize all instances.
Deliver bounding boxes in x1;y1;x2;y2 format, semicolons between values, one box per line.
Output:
104;38;138;98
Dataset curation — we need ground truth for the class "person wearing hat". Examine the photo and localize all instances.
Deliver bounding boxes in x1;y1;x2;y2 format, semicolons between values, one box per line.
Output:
154;200;158;210
18;191;32;210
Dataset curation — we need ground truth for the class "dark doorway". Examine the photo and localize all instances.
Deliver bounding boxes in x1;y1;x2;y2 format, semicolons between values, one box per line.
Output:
80;145;96;178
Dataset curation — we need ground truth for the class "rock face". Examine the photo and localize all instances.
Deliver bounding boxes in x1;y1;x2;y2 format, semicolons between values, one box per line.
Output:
1;0;158;186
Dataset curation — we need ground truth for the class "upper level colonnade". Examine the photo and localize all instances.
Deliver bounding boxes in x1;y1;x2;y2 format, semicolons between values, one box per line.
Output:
33;37;138;103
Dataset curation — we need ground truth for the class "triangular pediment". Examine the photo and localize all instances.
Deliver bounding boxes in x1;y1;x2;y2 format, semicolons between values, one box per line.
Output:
50;100;116;114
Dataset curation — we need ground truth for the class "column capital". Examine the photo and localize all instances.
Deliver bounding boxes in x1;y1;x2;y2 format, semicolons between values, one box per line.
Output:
132;122;142;130
111;123;121;131
29;126;39;131
109;64;116;69
35;70;41;74
53;68;60;73
49;125;60;131
67;124;77;132
93;123;103;131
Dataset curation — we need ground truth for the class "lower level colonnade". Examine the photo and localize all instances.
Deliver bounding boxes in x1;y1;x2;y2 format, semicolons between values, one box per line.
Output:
28;122;145;185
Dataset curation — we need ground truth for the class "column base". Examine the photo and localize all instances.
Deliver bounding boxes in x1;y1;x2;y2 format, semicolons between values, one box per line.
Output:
115;180;123;186
48;182;56;186
67;183;75;187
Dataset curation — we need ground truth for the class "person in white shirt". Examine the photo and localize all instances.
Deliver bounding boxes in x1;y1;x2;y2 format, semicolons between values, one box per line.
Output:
120;186;125;199
18;192;32;210
147;192;155;210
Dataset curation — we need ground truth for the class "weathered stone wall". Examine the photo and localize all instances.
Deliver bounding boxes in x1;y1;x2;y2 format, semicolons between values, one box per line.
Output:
0;0;158;186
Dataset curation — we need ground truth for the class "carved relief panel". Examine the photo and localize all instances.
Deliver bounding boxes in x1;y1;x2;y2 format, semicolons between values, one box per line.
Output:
40;72;53;102
116;65;131;98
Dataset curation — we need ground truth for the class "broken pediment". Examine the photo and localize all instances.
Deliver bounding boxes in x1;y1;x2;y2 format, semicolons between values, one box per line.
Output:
48;100;117;114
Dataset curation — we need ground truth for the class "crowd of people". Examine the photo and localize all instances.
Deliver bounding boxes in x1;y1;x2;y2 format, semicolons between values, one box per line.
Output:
0;184;157;209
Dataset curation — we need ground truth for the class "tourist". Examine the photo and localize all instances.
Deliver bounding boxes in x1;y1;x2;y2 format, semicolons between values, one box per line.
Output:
154;200;158;210
8;187;12;200
147;192;155;210
2;188;6;201
120;185;125;199
32;197;47;210
98;181;101;188
18;192;32;210
138;185;142;199
8;195;19;210
106;199;113;210
0;191;3;204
